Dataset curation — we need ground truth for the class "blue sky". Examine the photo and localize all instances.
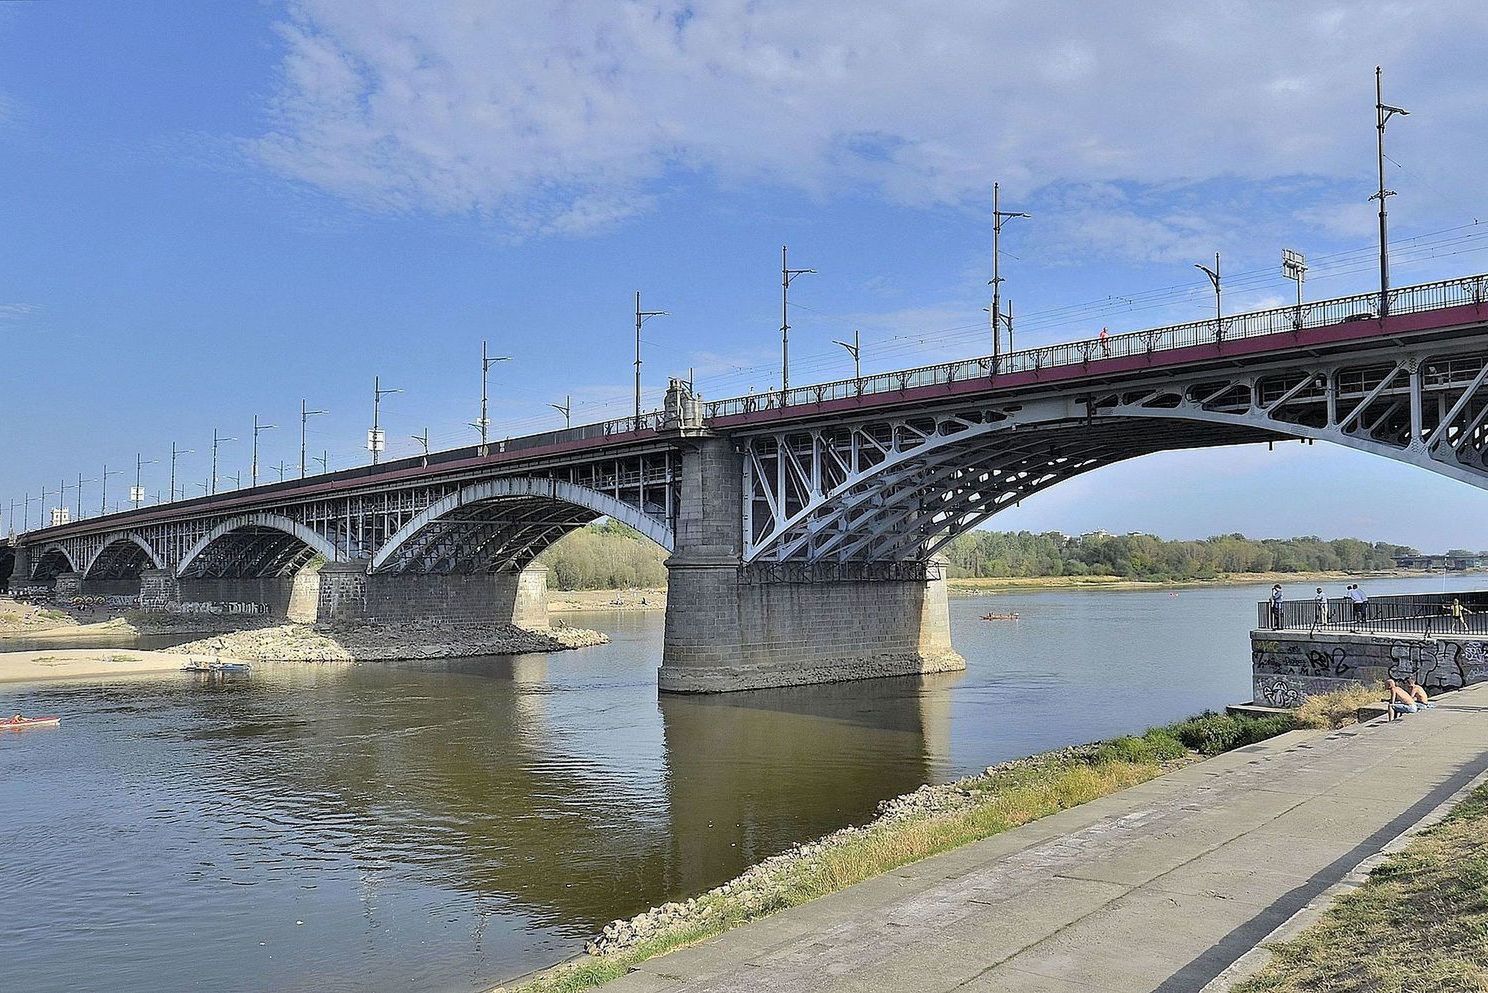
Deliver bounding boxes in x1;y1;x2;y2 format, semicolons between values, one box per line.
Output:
2;1;1487;548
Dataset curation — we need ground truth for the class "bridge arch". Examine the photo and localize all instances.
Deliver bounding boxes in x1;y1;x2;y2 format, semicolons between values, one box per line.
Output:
176;513;340;579
371;476;675;574
82;532;166;579
29;543;79;581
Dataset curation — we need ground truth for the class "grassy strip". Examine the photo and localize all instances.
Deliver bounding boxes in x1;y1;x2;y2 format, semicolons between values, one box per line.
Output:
498;698;1378;993
1234;781;1488;993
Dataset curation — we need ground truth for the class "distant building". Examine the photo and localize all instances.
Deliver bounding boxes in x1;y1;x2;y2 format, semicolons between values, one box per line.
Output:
1078;529;1113;543
1393;553;1486;571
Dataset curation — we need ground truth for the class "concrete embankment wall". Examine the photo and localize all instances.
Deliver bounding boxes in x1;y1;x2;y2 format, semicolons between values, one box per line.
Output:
1252;629;1488;706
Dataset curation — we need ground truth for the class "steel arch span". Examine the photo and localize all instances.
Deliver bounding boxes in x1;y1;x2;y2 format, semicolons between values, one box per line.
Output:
371;476;676;575
82;532;166;579
176;513;341;578
741;335;1488;564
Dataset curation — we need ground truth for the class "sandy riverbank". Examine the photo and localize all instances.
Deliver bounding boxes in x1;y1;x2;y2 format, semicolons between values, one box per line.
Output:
946;568;1421;595
549;588;666;612
0;648;247;684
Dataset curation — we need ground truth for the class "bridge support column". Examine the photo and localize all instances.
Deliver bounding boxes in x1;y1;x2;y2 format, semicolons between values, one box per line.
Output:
316;561;551;629
139;568;180;612
5;546;28;593
54;572;83;599
659;437;964;694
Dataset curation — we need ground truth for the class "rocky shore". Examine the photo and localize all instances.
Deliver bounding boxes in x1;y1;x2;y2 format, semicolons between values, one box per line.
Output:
164;619;608;663
583;743;1145;958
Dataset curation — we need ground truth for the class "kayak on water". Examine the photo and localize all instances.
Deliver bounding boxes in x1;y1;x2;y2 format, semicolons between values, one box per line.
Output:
4;714;61;730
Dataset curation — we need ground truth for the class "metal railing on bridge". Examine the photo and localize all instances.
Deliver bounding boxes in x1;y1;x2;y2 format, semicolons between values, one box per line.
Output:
1257;590;1488;637
704;271;1488;418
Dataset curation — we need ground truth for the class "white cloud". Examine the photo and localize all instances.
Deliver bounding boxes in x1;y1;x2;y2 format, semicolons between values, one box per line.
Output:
252;1;1488;235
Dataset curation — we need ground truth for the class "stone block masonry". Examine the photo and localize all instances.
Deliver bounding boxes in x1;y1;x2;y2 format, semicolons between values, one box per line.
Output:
1251;629;1488;706
315;561;551;628
660;436;965;693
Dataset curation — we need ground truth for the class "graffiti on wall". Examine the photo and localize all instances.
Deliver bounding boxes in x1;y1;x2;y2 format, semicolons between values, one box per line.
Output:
1252;640;1356;679
164;601;268;616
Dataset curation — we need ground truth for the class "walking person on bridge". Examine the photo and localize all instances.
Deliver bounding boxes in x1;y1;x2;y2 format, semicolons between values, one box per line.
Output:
1269;584;1284;630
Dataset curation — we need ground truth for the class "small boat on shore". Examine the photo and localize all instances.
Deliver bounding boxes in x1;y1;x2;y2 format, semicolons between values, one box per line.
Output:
4;714;61;730
180;659;252;675
980;612;1021;621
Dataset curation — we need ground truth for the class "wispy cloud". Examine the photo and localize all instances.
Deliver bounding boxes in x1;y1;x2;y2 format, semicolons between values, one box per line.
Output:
0;303;39;322
250;1;1488;240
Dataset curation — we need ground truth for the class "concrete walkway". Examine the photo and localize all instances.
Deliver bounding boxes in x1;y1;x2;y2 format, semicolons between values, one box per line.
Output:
603;682;1488;993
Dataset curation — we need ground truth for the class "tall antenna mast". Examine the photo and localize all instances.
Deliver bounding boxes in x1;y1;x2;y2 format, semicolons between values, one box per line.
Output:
989;182;1029;373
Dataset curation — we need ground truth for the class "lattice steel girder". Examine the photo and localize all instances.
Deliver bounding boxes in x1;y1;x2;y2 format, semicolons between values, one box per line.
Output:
737;333;1488;564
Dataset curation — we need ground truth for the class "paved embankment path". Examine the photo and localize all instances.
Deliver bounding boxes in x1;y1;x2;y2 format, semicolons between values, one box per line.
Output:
602;682;1488;993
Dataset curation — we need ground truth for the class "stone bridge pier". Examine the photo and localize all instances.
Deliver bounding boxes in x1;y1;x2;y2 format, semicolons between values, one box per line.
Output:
316;562;551;630
659;437;964;693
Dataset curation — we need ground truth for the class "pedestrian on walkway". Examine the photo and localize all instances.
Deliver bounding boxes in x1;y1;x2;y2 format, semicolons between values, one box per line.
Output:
1098;326;1111;357
1269;584;1284;630
1347;584;1368;629
1314;587;1328;627
1449;597;1473;632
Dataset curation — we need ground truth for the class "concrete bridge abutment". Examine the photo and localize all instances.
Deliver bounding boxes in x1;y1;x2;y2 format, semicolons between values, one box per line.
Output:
659;436;964;694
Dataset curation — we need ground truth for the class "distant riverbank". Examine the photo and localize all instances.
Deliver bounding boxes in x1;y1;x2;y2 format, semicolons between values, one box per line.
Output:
946;568;1427;595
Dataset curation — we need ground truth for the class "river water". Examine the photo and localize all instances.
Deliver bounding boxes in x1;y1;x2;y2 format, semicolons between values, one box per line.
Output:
2;573;1479;993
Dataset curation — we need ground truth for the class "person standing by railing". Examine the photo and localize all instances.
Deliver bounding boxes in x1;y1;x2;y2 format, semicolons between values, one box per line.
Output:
1449;597;1473;632
1269;584;1284;630
1347;584;1368;630
1314;587;1329;628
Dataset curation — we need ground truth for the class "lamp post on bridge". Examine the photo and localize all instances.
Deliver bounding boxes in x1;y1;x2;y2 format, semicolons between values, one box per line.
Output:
75;472;92;520
226;470;241;490
1282;249;1308;328
633;294;667;430
170;442;193;503
1196;253;1222;343
315;451;328;474
833;329;862;381
370;376;401;466
780;248;814;395
477;342;511;457
989;182;1030;374
549;395;572;429
1373;66;1409;319
132;454;157;509
251;415;276;487
55;478;73;525
300;399;328;478
100;465;123;515
211;429;235;495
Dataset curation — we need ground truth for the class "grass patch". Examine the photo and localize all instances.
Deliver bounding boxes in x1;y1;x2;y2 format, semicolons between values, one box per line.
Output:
36;609;69;621
499;708;1328;993
1235;782;1488;993
1294;683;1382;729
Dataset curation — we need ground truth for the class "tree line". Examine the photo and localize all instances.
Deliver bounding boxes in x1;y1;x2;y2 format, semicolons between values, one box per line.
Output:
538;521;1426;590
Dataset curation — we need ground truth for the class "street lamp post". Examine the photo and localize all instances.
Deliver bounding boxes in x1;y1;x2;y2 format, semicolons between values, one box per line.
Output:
988;182;1030;373
1196;253;1222;343
478;342;511;456
133;453;158;509
833;329;862;381
370;376;402;466
300;399;328;478
75;472;92;520
100;465;123;515
780;247;814;394
549;395;572;429
211;429;236;495
1373;66;1409;318
1282;249;1308;328
633;294;667;430
170;442;194;502
251;415;276;487
412;429;430;467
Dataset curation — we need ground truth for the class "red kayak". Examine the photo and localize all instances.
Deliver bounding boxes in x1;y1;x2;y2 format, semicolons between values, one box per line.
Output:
3;715;60;730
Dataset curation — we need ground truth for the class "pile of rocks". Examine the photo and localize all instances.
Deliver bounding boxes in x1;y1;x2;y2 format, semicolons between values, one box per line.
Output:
164;619;608;664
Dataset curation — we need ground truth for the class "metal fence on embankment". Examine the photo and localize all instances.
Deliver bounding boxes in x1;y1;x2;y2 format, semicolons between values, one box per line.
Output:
1257;590;1488;636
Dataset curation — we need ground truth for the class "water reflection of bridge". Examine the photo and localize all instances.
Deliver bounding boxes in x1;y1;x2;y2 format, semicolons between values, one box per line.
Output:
166;659;960;940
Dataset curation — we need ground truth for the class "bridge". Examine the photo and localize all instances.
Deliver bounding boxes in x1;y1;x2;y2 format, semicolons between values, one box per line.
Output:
7;271;1488;691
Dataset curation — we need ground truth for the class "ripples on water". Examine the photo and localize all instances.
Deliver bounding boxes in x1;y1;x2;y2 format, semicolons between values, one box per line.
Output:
2;575;1477;992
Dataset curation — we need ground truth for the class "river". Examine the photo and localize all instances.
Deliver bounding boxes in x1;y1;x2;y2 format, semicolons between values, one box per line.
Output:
1;573;1479;993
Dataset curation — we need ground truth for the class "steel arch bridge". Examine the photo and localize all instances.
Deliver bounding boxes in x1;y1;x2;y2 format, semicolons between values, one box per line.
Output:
9;270;1488;691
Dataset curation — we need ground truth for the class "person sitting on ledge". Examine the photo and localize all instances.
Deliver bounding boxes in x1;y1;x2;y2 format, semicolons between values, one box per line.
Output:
1385;679;1420;719
1405;677;1435;708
